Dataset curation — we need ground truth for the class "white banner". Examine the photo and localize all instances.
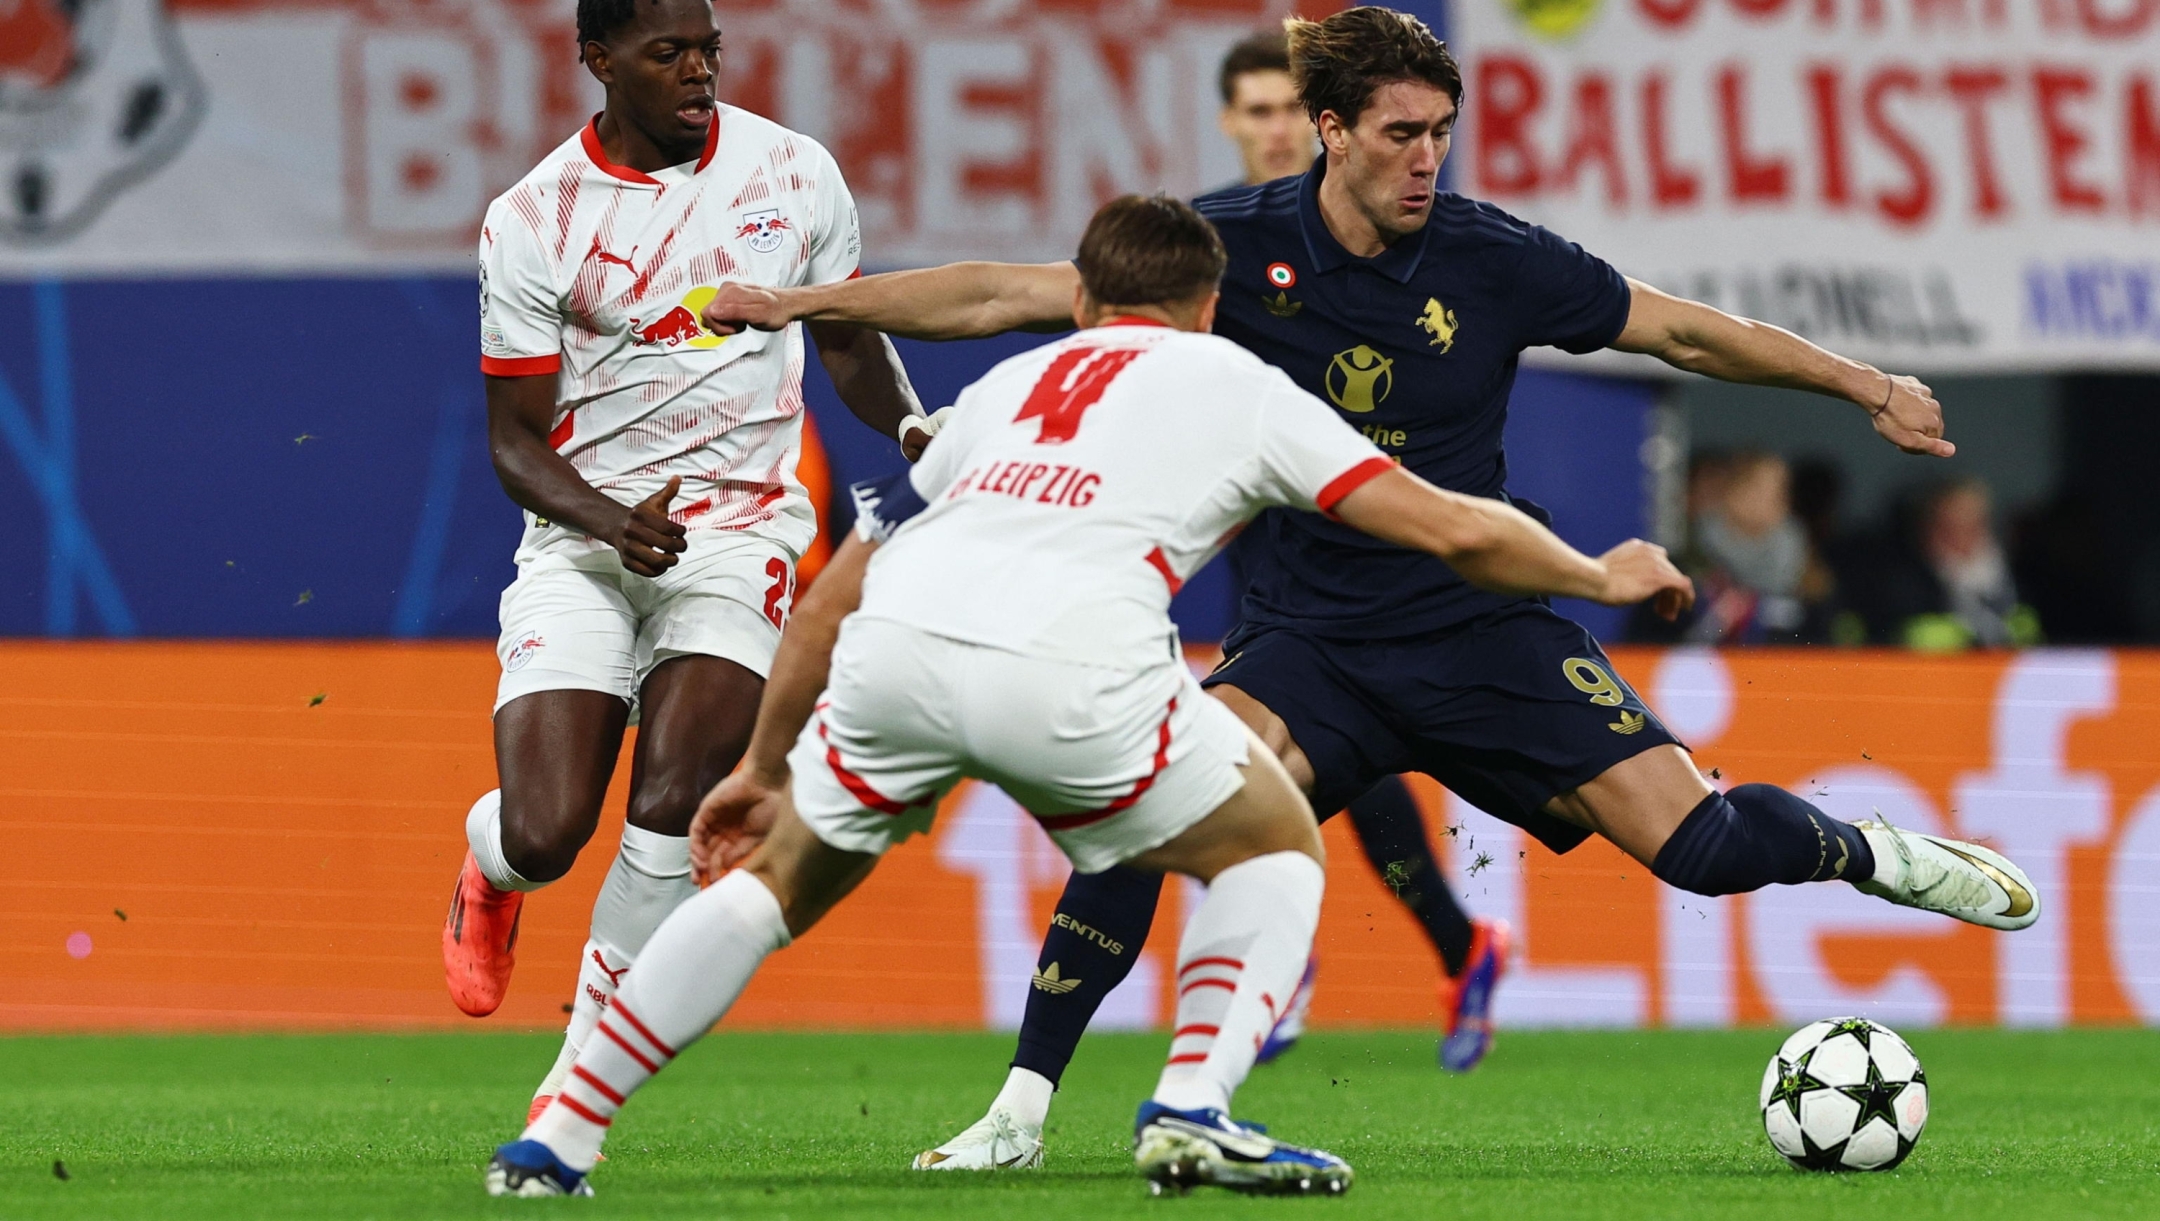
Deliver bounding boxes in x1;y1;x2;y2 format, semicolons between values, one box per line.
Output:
1453;0;2160;371
0;0;1274;277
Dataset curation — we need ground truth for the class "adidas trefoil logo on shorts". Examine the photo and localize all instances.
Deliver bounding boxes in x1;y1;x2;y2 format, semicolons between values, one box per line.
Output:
1032;962;1082;995
1608;710;1646;735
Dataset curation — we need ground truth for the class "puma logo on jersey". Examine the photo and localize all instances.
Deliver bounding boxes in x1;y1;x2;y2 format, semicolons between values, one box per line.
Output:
592;245;639;272
1418;297;1459;352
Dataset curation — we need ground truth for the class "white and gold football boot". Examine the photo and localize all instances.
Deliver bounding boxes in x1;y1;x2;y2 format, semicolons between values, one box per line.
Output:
1852;820;2040;931
911;1107;1044;1171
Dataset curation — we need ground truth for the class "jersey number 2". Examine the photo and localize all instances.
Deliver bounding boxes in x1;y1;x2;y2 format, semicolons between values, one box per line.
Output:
762;558;794;629
1014;346;1143;443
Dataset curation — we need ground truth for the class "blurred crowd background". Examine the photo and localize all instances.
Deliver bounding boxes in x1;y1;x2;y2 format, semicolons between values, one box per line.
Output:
1634;374;2155;649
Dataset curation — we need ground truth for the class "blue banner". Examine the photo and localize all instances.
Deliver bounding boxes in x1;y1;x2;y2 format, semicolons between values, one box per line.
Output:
0;277;1650;643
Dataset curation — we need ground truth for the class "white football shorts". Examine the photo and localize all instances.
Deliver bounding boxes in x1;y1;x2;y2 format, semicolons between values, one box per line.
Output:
789;618;1253;874
493;531;794;717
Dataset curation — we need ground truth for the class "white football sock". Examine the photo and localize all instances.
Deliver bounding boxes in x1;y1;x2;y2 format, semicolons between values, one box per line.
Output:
525;869;792;1170
533;940;628;1102
989;1066;1056;1131
1152;851;1324;1116
466;790;543;893
535;827;697;1100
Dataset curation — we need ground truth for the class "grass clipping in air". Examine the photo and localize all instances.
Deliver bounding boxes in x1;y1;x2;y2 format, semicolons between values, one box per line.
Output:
4;1029;2156;1219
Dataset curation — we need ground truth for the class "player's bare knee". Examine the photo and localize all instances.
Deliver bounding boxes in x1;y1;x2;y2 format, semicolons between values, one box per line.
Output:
497;804;598;883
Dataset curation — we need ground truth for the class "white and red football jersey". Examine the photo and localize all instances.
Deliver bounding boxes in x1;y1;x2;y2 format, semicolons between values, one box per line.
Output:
855;320;1394;668
478;105;862;563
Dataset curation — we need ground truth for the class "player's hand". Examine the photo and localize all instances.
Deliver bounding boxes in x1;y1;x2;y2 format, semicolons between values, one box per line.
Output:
691;767;787;884
1594;539;1695;620
701;282;797;336
609;475;689;577
897;406;954;463
1868;373;1955;458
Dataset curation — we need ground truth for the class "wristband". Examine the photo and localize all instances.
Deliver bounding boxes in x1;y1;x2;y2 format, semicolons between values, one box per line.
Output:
898;406;955;447
1871;374;1896;416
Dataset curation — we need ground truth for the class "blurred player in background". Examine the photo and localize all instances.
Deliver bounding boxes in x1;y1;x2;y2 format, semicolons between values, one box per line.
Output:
488;195;1696;1199
441;0;927;1128
1205;26;1513;1080
1214;30;1313;191
701;6;2045;1172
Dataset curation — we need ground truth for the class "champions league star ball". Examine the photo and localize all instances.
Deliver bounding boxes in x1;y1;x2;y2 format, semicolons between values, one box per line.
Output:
1759;1017;1928;1172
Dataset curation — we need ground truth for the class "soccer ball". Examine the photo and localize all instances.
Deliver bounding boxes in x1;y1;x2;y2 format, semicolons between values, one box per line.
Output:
1759;1017;1928;1172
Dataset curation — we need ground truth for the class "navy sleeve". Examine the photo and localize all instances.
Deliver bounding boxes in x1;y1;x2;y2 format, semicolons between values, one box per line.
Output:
1514;225;1632;355
849;472;929;543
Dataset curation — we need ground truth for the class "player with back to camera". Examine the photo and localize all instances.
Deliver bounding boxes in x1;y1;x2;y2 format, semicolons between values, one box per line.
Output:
442;0;932;1125
700;6;2047;1173
486;194;1698;1199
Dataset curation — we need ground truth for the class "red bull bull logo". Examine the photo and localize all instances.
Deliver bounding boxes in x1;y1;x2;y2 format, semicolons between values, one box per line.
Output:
627;285;725;350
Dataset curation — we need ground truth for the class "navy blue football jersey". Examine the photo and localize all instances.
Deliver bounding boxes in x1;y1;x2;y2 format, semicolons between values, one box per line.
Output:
1196;160;1632;637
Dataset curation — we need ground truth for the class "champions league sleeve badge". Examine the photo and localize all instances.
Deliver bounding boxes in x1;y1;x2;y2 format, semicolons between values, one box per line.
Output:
0;0;206;245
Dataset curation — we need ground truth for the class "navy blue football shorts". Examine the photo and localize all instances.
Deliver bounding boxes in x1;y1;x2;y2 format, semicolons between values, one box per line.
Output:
1203;600;1682;854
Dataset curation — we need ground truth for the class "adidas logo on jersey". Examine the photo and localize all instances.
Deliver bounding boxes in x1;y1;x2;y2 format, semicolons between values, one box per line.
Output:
1032;963;1082;994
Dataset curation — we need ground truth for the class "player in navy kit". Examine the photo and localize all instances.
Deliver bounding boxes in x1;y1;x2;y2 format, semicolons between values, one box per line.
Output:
702;5;2042;1171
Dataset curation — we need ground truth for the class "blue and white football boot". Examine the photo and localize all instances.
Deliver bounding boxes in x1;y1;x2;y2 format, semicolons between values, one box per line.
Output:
1132;1101;1352;1196
485;1139;594;1197
1438;917;1511;1073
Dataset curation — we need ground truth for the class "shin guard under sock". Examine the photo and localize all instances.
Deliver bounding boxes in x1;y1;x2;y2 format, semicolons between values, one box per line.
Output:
1651;784;1876;896
525;870;791;1170
1010;864;1165;1087
1153;851;1325;1116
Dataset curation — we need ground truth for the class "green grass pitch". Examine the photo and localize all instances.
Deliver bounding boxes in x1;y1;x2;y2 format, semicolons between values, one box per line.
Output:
4;1028;2155;1219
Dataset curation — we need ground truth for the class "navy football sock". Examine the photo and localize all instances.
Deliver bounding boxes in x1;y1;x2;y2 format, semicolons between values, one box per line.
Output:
1347;776;1475;975
1650;784;1876;896
1009;864;1164;1087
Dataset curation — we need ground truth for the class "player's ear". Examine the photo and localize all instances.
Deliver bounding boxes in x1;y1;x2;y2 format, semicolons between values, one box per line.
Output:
1072;282;1095;331
1194;291;1221;334
582;40;614;85
1317;109;1348;155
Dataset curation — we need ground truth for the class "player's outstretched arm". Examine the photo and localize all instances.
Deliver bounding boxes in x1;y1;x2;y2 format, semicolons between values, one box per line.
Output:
702;262;1079;342
1333;467;1694;617
485;373;687;576
1610;278;1953;458
691;532;875;882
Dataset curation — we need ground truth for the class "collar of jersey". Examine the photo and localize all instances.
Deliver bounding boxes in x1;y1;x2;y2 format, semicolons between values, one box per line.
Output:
1296;155;1430;284
580;112;720;186
1096;316;1173;329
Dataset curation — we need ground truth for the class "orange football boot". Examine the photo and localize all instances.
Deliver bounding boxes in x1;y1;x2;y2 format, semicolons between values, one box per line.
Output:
443;851;524;1016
